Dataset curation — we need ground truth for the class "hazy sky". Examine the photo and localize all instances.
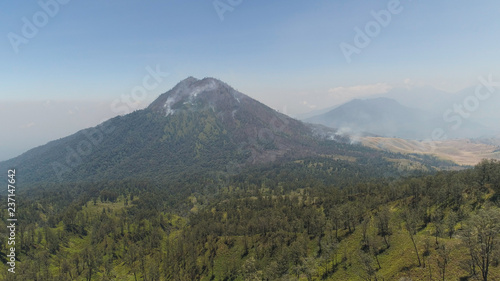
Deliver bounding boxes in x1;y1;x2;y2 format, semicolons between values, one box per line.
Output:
1;0;500;160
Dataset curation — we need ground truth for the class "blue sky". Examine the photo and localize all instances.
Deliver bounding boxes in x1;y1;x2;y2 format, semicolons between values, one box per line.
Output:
1;0;500;160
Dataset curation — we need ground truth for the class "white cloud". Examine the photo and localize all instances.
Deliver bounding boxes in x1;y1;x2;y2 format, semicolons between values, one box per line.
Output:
328;83;393;102
301;101;317;109
20;122;36;129
68;106;80;115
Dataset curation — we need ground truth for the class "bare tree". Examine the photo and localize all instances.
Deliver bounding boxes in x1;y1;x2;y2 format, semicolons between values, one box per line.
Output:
359;251;379;281
376;207;392;248
402;208;421;267
460;207;500;281
445;211;458;239
367;235;383;270
361;216;371;250
431;208;444;245
436;244;450;281
422;237;431;268
331;205;343;240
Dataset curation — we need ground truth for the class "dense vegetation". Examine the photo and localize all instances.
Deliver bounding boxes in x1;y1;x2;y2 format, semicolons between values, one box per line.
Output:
0;105;457;185
1;158;499;280
0;76;489;281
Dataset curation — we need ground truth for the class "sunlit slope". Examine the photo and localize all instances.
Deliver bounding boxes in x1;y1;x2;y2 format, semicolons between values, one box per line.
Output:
361;137;500;166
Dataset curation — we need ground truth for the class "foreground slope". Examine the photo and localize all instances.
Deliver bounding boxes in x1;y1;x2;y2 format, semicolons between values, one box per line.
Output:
1;159;498;280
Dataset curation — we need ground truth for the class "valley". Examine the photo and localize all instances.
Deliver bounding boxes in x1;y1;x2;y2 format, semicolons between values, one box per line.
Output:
361;137;500;166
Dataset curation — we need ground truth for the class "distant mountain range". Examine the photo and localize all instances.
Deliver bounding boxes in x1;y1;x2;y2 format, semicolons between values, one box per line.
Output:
304;96;492;140
1;77;458;185
305;98;429;139
376;86;500;131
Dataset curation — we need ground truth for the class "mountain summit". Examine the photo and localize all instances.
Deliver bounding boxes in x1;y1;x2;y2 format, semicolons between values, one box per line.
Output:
0;78;454;184
148;77;245;116
0;77;340;183
147;77;318;160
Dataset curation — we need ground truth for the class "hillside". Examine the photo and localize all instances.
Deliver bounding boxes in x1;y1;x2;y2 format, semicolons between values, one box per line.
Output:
305;97;488;140
361;137;500;166
4;78;493;281
305;98;432;139
1;159;499;280
0;77;318;184
0;78;456;186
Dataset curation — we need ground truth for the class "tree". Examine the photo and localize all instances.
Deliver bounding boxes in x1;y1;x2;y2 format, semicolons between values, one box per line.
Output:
241;257;261;280
342;203;356;234
330;206;343;240
301;257;317;281
367;235;383;270
360;216;370;251
402;208;421;267
60;258;73;280
422;237;431;268
431;208;444;245
82;245;100;281
44;226;60;254
320;229;338;275
37;250;52;280
445;211;458;239
375;207;391;248
461;207;500;281
436;244;450;281
358;250;379;281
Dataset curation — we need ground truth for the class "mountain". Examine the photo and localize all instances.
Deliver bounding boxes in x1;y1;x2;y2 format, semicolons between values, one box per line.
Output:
305;97;488;140
374;86;500;137
305;98;432;139
373;86;454;113
147;76;317;160
440;86;500;133
1;78;460;186
0;77;347;184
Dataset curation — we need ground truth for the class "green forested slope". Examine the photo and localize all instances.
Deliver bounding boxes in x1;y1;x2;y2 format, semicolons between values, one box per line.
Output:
1;159;499;280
